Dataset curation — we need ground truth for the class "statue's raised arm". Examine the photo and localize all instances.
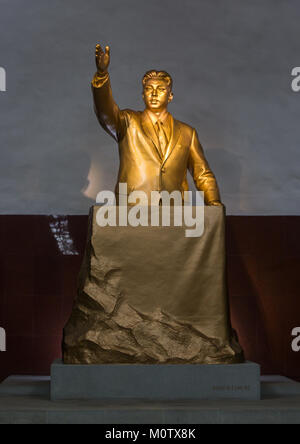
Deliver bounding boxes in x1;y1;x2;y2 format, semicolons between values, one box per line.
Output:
92;44;128;141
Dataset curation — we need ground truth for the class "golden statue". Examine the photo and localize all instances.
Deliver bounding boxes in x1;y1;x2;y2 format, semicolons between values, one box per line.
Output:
92;44;222;205
62;45;244;365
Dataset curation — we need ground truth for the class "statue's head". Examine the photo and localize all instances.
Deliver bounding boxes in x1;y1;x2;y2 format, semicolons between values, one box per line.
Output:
142;70;174;112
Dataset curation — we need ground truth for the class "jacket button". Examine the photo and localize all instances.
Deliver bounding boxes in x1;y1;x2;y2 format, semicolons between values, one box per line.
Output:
161;167;166;173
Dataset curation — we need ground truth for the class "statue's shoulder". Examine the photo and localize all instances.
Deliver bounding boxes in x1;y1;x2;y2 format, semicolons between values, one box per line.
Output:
120;109;142;122
173;117;195;136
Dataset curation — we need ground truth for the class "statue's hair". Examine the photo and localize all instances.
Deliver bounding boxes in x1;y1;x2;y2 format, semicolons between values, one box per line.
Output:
142;70;173;90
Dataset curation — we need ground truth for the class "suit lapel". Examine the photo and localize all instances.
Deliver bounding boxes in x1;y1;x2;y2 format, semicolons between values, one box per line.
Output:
162;115;181;166
140;111;181;164
140;110;163;160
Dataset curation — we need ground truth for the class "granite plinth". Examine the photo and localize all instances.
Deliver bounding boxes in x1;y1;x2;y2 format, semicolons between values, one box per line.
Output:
2;373;300;423
50;359;260;401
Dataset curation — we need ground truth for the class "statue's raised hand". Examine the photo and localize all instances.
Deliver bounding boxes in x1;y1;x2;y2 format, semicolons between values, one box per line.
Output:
95;44;110;74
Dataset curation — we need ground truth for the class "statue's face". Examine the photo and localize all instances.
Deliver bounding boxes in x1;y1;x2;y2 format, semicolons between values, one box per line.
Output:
143;79;173;113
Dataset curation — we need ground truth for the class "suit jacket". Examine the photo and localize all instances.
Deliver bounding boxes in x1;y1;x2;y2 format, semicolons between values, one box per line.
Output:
92;72;221;204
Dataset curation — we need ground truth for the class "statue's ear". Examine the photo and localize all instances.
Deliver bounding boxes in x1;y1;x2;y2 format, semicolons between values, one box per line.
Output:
168;92;174;103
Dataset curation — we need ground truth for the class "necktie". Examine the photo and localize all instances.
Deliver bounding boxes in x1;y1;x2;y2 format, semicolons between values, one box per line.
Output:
155;120;168;158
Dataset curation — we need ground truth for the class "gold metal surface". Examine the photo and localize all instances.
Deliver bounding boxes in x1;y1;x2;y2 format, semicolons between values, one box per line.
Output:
62;46;244;365
63;206;244;364
92;44;222;205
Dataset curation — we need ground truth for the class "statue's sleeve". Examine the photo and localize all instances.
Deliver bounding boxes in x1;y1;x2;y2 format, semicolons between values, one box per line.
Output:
91;72;129;142
188;129;222;205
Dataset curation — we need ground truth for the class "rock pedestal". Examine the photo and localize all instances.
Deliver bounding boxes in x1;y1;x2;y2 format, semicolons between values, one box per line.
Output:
63;206;244;365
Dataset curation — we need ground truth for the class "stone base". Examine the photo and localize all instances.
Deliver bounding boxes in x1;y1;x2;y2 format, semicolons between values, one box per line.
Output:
50;359;260;401
2;374;300;423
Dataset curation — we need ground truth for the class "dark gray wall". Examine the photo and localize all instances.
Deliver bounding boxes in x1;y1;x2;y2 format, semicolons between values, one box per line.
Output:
0;0;299;214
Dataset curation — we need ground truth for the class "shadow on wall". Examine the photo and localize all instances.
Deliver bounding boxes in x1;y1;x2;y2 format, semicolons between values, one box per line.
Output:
40;148;97;212
75;150;97;209
81;156;102;201
207;148;242;207
188;147;242;209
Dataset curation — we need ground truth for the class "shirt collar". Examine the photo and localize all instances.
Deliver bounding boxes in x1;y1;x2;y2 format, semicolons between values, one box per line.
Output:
146;109;170;126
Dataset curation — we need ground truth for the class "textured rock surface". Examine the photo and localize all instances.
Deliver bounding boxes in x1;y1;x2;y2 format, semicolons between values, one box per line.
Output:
63;206;244;364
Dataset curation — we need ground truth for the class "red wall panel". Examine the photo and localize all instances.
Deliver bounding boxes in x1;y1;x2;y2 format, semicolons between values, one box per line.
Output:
0;215;299;382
